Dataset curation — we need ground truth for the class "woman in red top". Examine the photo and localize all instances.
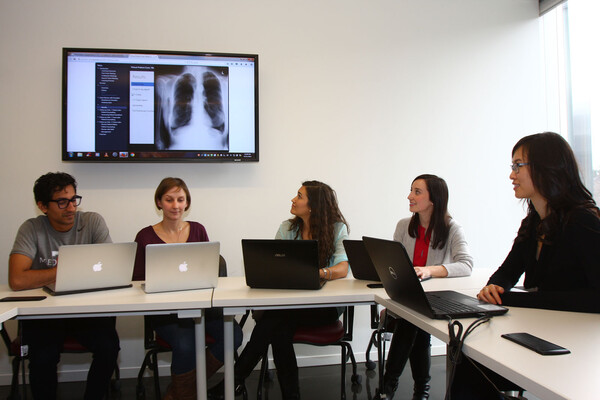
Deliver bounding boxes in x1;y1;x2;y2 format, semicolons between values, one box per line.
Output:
376;174;473;400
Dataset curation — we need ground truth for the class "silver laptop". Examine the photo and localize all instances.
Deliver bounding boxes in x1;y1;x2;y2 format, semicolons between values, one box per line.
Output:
144;241;220;293
44;242;136;296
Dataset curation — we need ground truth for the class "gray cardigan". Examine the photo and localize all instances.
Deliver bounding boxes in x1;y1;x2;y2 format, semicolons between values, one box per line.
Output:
393;217;473;277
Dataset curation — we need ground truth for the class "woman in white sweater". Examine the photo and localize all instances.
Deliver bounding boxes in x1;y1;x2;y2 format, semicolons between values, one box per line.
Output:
376;174;473;400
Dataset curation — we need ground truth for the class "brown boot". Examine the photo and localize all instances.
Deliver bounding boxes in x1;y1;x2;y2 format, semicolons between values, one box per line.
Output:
172;369;197;400
206;350;224;379
162;378;177;400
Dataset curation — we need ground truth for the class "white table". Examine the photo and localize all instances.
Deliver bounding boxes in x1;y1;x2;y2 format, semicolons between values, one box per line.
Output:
376;289;600;400
212;276;379;400
0;283;213;400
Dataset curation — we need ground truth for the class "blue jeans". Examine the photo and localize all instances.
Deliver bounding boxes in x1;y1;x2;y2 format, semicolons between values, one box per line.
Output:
152;309;242;374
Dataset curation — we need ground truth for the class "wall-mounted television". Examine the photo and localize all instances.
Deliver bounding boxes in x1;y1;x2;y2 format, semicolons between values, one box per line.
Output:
62;48;258;162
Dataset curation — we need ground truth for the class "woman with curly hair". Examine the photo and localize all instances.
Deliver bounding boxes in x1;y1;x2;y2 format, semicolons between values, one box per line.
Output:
209;180;349;400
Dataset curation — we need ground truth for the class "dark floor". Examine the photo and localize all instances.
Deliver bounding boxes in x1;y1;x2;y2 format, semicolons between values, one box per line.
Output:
0;357;446;400
0;356;539;399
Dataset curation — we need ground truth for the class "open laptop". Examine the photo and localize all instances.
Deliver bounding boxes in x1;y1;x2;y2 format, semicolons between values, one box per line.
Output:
343;240;380;281
144;241;220;293
362;236;507;319
44;242;136;296
242;239;325;290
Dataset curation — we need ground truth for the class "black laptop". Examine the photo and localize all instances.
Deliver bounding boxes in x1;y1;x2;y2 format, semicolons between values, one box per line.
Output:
242;239;325;290
343;240;380;281
362;236;508;319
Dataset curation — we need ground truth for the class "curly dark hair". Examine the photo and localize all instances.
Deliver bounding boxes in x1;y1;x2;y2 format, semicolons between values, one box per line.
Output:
513;132;600;243
289;180;349;267
33;172;77;205
407;174;451;249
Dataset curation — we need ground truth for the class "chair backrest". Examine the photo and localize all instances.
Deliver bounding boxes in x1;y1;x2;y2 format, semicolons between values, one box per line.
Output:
219;255;227;277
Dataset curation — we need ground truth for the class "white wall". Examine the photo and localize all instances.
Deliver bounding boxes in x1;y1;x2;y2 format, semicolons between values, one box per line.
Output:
0;0;546;384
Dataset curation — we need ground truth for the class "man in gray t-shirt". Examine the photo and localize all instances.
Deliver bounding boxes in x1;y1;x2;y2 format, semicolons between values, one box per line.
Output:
9;172;120;400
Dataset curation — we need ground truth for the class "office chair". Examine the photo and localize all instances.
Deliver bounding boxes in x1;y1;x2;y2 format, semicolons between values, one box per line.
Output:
0;320;120;400
135;255;248;400
256;306;360;400
364;305;395;371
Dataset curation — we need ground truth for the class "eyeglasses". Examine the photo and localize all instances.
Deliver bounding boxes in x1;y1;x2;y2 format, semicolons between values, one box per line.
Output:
48;195;82;209
510;162;529;173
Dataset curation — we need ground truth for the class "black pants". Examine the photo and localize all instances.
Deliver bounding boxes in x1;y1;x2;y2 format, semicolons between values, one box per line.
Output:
235;307;340;400
22;317;120;400
384;317;431;390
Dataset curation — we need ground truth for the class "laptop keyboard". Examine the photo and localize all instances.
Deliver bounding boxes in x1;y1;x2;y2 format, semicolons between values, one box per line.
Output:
426;293;480;314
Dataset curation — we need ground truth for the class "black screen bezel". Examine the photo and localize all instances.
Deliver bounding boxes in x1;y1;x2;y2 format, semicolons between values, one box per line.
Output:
62;47;259;163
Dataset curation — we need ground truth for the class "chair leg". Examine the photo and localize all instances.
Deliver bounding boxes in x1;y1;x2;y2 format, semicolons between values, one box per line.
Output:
20;350;27;400
151;351;161;399
9;356;21;400
365;329;379;371
340;345;347;400
136;351;154;399
110;362;121;393
257;352;269;400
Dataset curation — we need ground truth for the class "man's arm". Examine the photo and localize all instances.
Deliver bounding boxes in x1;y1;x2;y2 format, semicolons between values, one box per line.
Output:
9;253;56;291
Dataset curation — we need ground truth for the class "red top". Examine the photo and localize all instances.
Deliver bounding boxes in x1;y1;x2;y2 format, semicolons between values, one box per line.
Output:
412;225;431;267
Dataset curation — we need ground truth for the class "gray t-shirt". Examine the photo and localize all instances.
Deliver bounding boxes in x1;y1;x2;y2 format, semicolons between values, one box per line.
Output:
10;211;112;270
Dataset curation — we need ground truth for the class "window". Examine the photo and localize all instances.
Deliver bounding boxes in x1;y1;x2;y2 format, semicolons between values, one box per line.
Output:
541;0;600;201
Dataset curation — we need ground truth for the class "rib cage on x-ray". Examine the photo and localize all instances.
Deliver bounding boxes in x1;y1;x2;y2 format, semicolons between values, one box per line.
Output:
155;66;229;151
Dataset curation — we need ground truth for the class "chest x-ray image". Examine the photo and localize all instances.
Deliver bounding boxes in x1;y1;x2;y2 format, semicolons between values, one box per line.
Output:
155;65;229;150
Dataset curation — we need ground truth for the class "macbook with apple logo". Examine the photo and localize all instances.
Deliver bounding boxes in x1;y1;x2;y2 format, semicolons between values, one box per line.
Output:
143;241;220;293
44;242;137;296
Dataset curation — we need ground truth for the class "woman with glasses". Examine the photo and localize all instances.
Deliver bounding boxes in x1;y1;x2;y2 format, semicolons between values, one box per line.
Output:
209;180;349;400
478;132;600;308
132;177;242;400
452;132;600;398
375;174;473;400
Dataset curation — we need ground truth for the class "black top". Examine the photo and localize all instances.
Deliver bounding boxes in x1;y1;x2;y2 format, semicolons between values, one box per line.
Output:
488;208;600;313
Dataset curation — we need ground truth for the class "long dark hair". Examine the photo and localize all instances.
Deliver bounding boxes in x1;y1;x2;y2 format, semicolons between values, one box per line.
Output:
513;132;599;243
407;174;451;249
289;180;349;267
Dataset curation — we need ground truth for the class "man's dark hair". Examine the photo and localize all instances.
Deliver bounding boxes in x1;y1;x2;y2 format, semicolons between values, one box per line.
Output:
33;172;77;205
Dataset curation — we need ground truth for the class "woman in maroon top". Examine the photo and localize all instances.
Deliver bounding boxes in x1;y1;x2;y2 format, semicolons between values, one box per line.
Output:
133;177;242;400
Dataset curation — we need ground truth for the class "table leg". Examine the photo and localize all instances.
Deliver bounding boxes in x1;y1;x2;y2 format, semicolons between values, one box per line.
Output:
376;330;385;399
224;314;235;400
195;313;207;400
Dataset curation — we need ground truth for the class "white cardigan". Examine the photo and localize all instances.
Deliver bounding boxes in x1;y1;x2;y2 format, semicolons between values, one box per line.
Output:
393;217;473;277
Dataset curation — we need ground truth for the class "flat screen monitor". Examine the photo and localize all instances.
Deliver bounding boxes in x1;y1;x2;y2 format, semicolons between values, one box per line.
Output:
62;48;258;162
